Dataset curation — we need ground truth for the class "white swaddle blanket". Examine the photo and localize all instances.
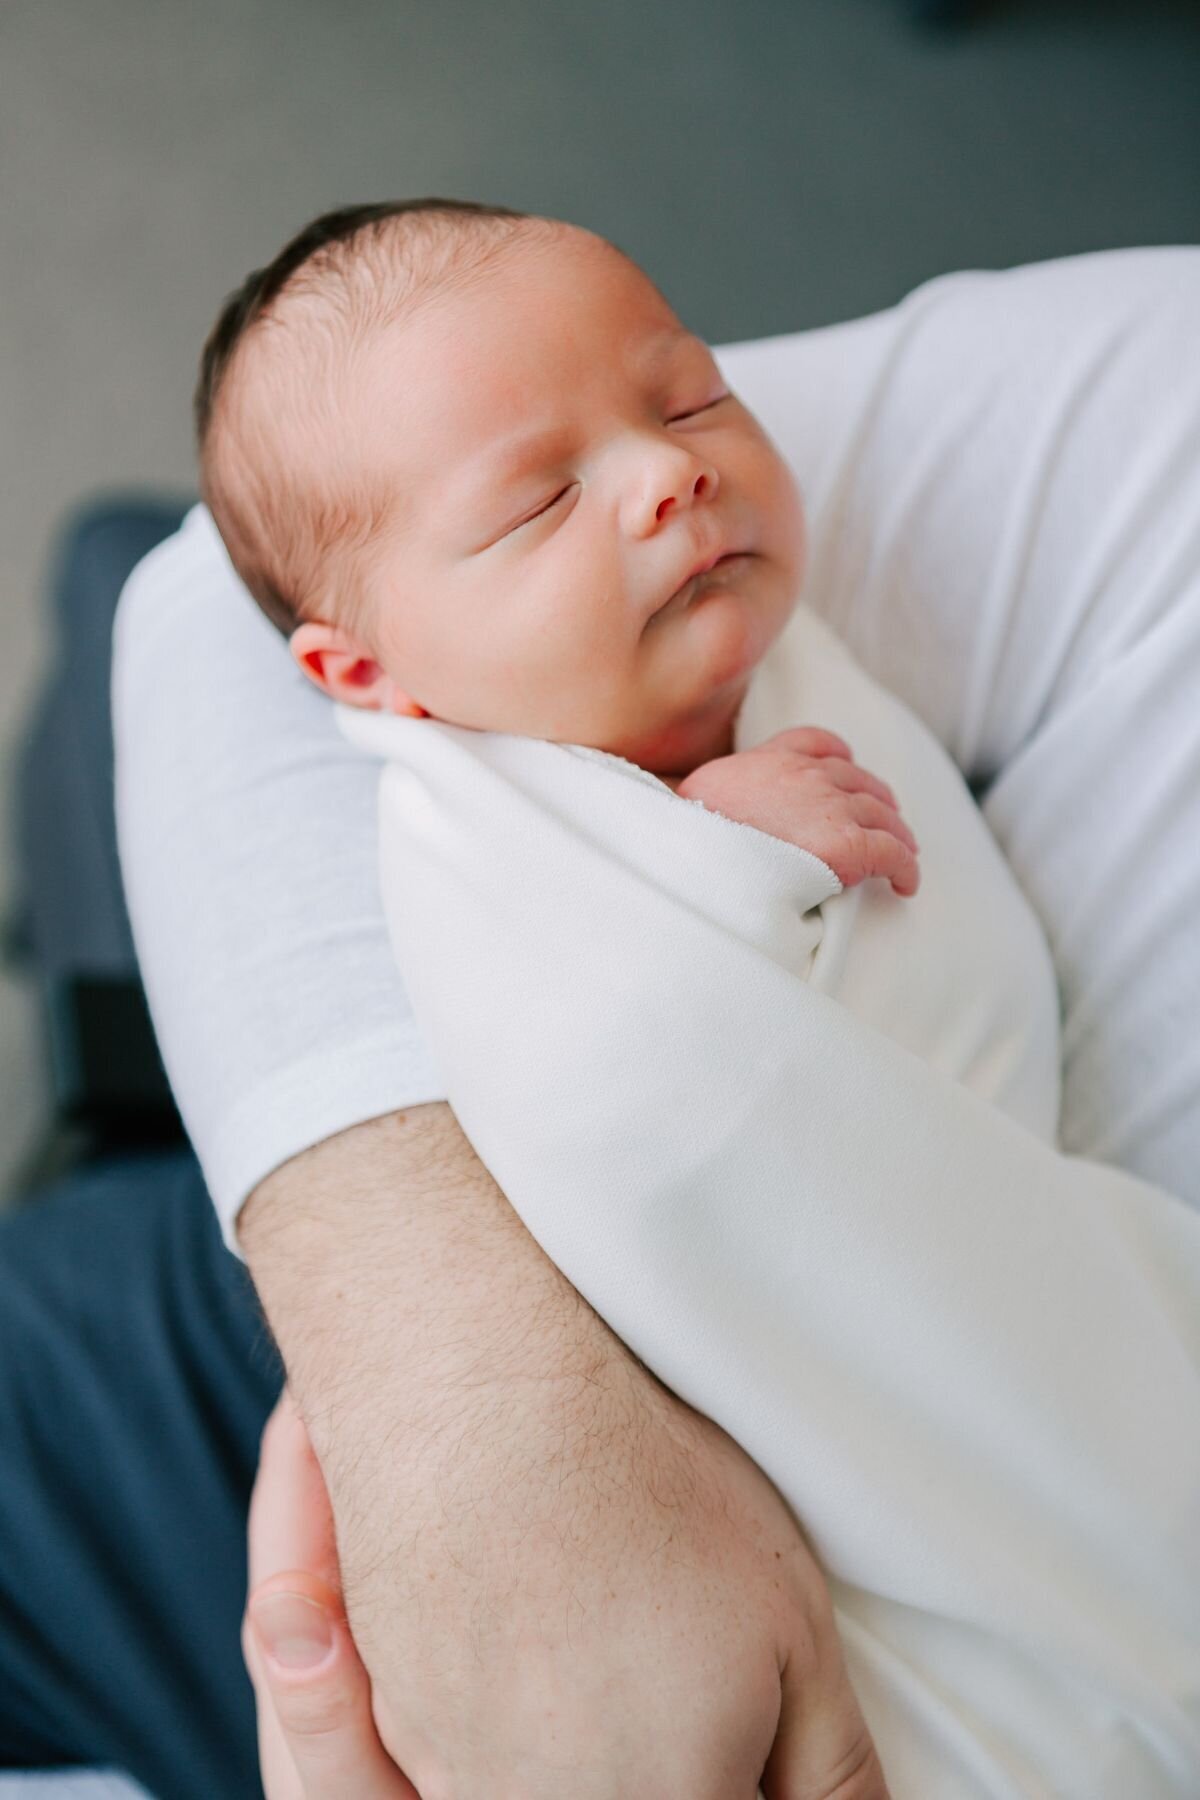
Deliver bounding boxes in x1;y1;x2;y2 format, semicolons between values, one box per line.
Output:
338;600;1200;1797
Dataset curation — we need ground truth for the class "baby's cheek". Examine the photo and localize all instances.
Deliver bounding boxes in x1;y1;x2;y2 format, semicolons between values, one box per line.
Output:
760;456;806;586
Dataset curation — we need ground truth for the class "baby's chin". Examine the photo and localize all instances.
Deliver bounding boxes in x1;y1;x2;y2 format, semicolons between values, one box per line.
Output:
617;675;754;779
641;573;802;770
680;559;798;680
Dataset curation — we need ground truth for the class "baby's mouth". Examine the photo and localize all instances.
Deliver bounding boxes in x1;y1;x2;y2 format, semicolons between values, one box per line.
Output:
654;552;747;620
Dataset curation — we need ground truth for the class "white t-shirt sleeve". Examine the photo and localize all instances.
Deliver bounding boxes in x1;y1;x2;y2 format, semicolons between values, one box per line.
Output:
112;505;448;1254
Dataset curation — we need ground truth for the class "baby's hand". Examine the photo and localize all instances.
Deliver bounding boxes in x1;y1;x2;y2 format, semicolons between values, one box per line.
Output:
677;727;920;896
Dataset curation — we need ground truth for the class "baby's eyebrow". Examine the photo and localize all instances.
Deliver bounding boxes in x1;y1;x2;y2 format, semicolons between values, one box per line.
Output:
458;326;699;498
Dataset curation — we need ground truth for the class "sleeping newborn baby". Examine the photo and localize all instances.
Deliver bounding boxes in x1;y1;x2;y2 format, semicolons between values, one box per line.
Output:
196;196;1060;1143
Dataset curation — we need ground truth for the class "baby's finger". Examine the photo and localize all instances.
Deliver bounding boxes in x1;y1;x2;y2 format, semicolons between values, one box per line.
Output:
860;829;921;897
769;726;854;762
248;1573;419;1800
847;793;919;855
815;757;899;809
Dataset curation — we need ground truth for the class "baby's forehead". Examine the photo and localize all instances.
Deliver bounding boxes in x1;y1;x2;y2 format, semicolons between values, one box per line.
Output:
267;230;693;499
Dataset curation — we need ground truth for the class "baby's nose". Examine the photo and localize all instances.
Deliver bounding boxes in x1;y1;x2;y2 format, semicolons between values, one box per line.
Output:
655;468;714;523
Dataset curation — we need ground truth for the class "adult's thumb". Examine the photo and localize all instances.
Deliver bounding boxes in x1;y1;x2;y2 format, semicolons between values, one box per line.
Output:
252;1585;336;1676
246;1572;418;1799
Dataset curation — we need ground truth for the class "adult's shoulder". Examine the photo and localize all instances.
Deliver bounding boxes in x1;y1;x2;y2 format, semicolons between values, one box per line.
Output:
113;501;282;700
717;249;1200;778
716;246;1198;487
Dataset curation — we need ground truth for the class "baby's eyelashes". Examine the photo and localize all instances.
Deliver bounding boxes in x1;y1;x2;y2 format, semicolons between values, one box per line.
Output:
669;391;730;422
510;484;573;534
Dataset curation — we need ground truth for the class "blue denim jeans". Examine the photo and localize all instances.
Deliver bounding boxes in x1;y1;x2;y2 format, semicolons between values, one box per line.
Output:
0;1152;281;1798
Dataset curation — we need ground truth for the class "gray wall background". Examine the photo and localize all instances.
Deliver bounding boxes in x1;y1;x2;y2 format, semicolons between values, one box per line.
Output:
1;0;1197;1194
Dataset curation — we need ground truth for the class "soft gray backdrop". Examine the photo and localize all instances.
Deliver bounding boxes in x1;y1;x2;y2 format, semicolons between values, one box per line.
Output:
1;0;1197;1196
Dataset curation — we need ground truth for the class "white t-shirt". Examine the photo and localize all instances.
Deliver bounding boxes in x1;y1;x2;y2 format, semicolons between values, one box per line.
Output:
112;247;1200;1252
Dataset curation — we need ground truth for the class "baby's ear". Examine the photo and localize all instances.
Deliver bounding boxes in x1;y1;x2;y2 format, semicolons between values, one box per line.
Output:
289;621;393;710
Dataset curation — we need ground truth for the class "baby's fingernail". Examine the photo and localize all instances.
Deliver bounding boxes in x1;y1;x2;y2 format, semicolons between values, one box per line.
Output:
252;1592;334;1670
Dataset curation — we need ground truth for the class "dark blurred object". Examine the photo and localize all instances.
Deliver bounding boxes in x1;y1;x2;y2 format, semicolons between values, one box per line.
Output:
910;0;977;24
6;495;193;1179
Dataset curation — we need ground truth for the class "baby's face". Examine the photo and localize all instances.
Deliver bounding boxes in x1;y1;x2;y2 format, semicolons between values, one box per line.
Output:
293;226;805;778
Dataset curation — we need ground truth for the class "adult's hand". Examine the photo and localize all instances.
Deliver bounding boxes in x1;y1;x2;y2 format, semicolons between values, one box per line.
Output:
246;1388;885;1800
240;1105;888;1800
244;1390;418;1799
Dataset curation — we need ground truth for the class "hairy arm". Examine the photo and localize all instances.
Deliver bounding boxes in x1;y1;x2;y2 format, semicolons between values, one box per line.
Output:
238;1103;885;1800
238;1104;638;1534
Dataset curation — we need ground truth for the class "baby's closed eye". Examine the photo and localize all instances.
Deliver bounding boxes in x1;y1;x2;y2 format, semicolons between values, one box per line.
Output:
511;485;574;531
668;391;730;422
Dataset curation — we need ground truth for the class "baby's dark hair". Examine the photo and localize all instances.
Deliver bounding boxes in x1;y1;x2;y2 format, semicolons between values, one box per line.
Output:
194;198;564;639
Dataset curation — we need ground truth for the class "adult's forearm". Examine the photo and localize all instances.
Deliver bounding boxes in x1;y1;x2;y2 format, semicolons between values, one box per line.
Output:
237;1103;653;1495
236;1099;691;1682
236;1103;882;1800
